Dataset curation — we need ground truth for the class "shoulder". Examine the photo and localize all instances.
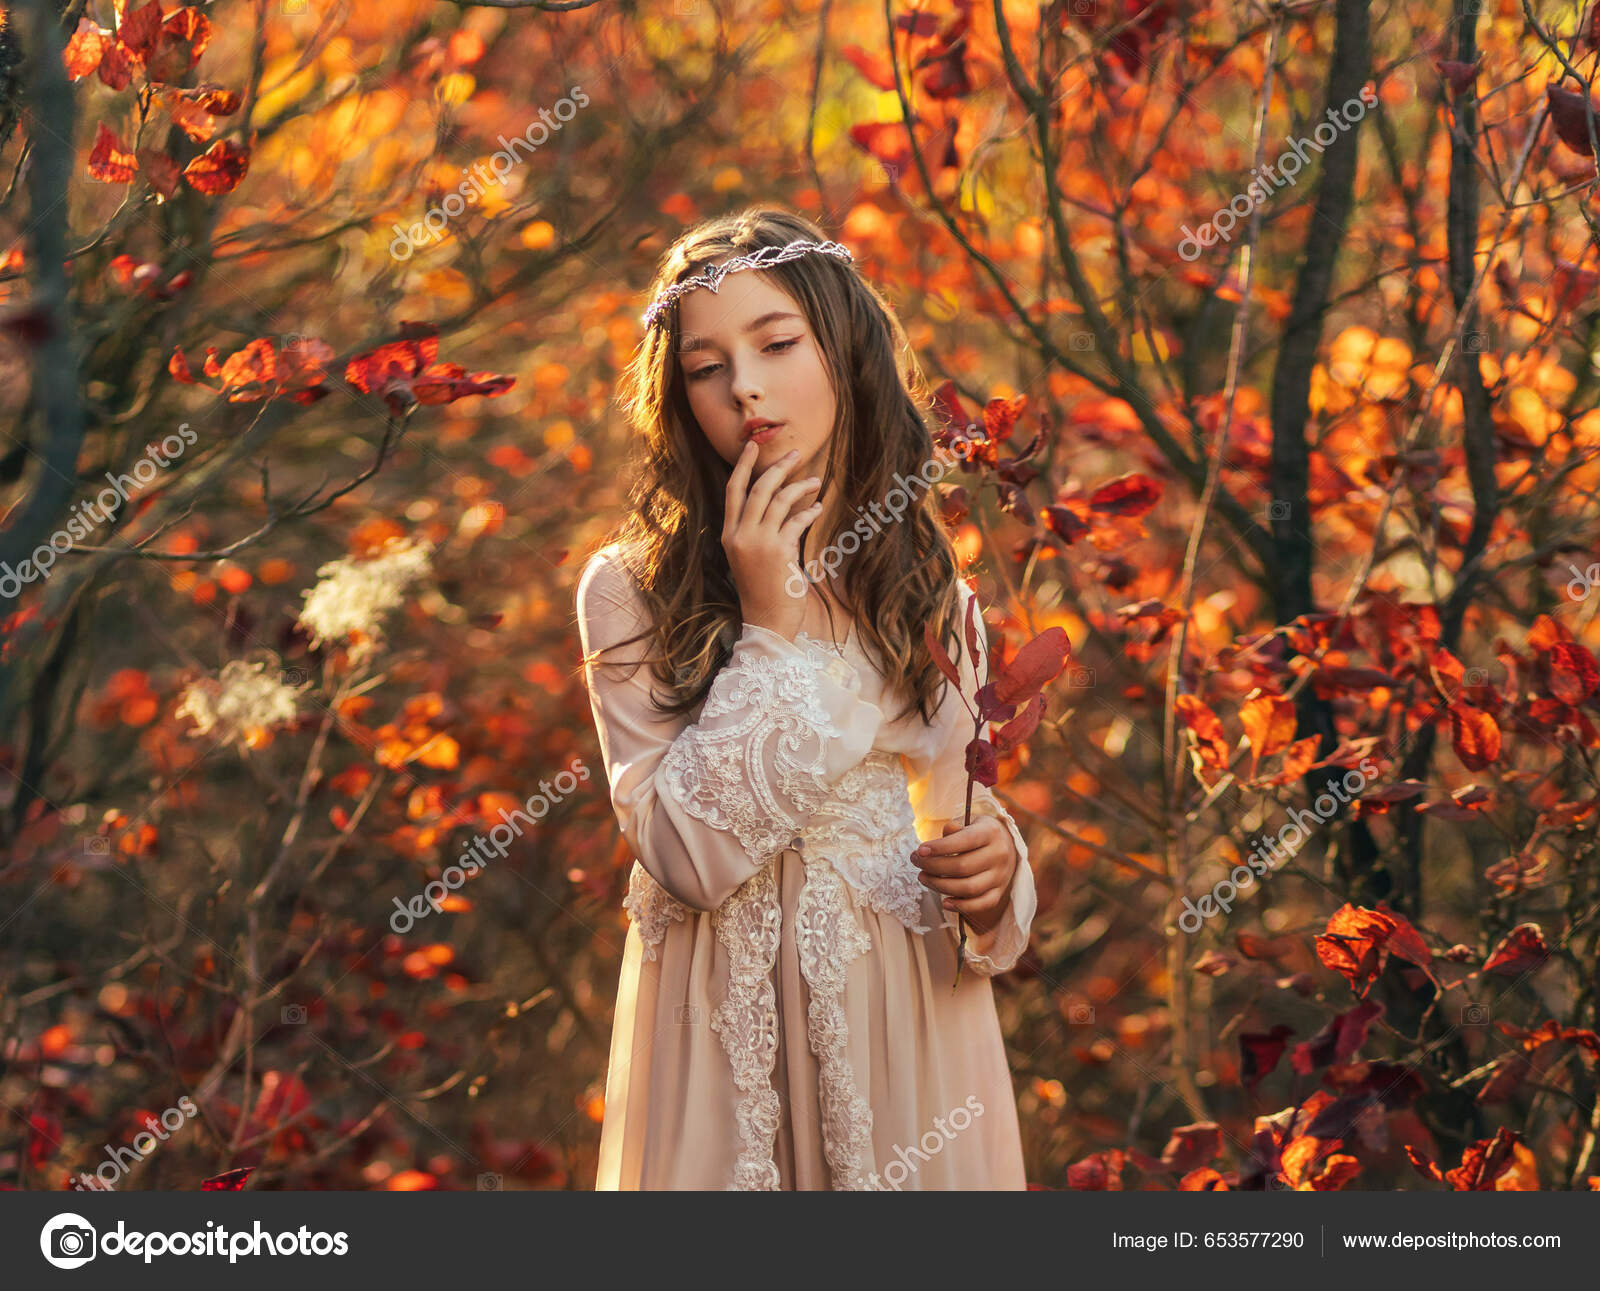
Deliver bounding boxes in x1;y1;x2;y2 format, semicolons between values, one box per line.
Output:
575;543;652;652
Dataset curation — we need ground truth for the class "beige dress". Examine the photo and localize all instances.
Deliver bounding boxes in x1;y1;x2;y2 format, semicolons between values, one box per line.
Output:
576;544;1036;1190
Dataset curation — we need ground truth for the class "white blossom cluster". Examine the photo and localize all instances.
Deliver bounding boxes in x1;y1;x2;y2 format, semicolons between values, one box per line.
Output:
297;537;433;656
175;659;305;748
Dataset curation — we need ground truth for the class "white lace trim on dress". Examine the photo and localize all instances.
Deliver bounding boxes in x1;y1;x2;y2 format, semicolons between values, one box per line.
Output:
795;854;876;1189
657;634;855;867
621;860;687;961
709;864;784;1190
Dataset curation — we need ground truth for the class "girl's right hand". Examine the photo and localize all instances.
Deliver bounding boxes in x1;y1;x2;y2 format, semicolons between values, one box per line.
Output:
723;442;823;642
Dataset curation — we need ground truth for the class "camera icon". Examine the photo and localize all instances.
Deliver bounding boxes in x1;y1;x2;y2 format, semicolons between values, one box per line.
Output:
1268;500;1290;520
281;0;307;13
1464;667;1487;686
1069;0;1096;13
1069;332;1095;352
872;161;900;187
1463;331;1487;353
1067;1003;1095;1024
281;1005;307;1025
674;0;699;13
674;1005;701;1024
83;835;111;856
1461;1002;1489;1026
1068;666;1095;687
281;666;308;687
477;1172;503;1191
41;1214;97;1268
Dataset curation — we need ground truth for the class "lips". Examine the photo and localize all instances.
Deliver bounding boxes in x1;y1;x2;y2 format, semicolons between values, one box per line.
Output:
743;419;782;443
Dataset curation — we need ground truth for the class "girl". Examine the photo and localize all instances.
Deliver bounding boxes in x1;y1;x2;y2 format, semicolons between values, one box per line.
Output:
575;207;1036;1190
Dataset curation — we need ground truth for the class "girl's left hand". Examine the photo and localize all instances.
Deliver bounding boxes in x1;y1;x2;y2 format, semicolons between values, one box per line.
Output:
910;817;1019;935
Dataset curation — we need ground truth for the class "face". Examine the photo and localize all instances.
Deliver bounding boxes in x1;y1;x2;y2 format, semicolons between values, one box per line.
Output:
675;265;838;497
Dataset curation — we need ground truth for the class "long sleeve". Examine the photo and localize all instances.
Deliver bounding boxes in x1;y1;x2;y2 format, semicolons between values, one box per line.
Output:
575;548;889;913
905;579;1037;976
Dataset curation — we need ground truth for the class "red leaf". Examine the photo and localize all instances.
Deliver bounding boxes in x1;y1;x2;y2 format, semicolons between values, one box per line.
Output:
1160;1122;1221;1175
1239;1024;1294;1093
202;1166;253;1191
1483;923;1549;977
1404;1145;1444;1184
182;137;250;195
1445;1128;1534;1190
1291;999;1383;1073
922;620;964;691
97;40;136;91
992;692;1043;754
137;148;182;198
983;394;1027;443
147;8;212;83
964;736;998;787
992;627;1070;705
1315;903;1437;996
87;123;138;183
1545;640;1599;705
1548;85;1600;156
1435;58;1479;94
1088;472;1162;517
412;363;517;405
116;0;165;58
168;347;196;384
1043;504;1089;544
840;44;896;91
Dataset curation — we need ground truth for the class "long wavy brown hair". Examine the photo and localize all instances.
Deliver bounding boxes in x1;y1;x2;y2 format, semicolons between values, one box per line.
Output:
581;206;969;727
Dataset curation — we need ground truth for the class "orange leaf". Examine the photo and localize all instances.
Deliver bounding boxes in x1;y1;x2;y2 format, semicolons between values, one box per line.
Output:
1240;691;1296;778
1449;703;1500;771
63;18;110;80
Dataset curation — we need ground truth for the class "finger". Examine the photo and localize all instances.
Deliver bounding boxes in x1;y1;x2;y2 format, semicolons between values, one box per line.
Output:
919;870;996;898
723;439;758;531
764;475;821;529
748;451;812;527
941;892;1005;917
778;501;825;544
914;826;984;860
740;450;802;529
912;848;993;879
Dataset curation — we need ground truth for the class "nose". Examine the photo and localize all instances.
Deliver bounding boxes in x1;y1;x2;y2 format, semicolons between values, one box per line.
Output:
729;356;763;412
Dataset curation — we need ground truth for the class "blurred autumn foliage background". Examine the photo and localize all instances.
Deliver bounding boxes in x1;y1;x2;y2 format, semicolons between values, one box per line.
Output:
4;0;1600;1192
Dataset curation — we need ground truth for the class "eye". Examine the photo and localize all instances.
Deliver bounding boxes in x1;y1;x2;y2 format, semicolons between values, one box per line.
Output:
684;338;800;383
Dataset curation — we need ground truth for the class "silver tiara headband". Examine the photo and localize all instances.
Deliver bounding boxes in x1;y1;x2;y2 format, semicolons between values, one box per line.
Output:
640;238;854;329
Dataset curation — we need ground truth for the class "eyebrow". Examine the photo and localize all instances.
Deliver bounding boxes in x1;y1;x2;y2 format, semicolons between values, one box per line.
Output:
676;312;802;354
